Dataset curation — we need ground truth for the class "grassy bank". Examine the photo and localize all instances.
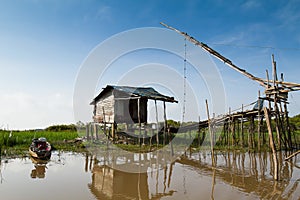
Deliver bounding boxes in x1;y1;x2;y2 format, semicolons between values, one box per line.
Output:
0;129;84;157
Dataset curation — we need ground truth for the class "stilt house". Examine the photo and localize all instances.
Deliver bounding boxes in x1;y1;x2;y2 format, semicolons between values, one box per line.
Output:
90;85;178;124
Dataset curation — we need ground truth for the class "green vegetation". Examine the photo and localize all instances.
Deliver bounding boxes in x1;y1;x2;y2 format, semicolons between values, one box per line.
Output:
290;114;300;131
45;124;77;132
1;114;300;156
0;124;84;157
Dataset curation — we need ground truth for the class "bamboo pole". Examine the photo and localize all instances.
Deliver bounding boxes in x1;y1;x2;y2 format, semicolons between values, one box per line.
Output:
241;104;244;147
86;123;90;141
228;107;231;147
284;103;292;148
102;106;107;138
231;115;235;146
263;107;278;180
281;73;292;148
138;98;141;146
266;70;272;110
163;101;167;146
205;100;215;165
272;55;282;150
155;100;159;146
249;116;255;150
257;91;261;151
94;123;99;140
198;116;201;147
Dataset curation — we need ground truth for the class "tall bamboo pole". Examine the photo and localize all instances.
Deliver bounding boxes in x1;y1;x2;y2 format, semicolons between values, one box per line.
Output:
241;104;244;147
138;98;141;146
155;100;159;146
206;100;215;165
264;107;278;180
257;91;261;151
163;101;167;146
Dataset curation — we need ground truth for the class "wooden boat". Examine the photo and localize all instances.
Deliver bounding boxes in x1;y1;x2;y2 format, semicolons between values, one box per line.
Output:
29;137;51;159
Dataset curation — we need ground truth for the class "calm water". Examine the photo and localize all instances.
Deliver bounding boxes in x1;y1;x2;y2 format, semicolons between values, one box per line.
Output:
0;150;299;200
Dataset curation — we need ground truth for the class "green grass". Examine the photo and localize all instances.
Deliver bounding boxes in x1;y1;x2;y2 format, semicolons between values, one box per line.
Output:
0;130;82;156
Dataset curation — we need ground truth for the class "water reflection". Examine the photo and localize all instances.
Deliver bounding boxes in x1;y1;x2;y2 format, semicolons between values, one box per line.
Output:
30;156;48;179
86;153;176;200
179;151;300;199
0;151;299;199
86;150;300;200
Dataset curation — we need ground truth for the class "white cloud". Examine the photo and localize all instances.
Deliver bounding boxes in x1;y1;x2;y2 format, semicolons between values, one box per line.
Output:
95;5;112;21
241;0;261;10
275;0;300;30
0;92;74;130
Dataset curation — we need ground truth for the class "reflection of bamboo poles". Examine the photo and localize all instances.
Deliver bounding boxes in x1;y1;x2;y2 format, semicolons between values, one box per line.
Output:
85;152;89;172
211;168;216;200
138;153;142;200
167;162;174;188
163;166;167;193
285;150;300;161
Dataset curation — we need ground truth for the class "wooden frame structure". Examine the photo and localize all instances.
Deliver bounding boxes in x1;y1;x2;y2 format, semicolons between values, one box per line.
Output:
160;22;300;179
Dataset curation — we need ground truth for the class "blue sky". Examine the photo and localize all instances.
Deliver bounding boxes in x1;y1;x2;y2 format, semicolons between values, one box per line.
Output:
1;0;300;129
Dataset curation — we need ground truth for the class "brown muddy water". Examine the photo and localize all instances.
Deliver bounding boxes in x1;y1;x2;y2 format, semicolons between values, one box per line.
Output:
0;150;299;200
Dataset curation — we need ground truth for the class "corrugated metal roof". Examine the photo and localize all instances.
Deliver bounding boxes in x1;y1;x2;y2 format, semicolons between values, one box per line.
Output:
91;85;178;104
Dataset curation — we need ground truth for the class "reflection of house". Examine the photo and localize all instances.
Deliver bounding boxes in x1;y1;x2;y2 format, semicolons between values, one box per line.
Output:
88;165;149;199
90;85;177;124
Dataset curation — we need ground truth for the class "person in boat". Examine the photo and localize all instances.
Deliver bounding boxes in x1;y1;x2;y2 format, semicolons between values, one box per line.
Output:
30;137;51;152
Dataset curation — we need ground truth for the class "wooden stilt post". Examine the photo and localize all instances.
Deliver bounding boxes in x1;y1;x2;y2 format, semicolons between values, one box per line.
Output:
248;116;255;151
281;73;292;149
155;100;159;146
266;70;272;110
206;100;215;166
284;103;292;148
163;101;167;147
241;104;244;147
257;91;261;151
138;98;141;146
263;107;278;180
86;123;90;141
90;122;94;141
94;123;99;140
198;116;201;147
272;55;282;150
228;107;231;147
102;106;107;139
232;116;235;146
236;116;240;146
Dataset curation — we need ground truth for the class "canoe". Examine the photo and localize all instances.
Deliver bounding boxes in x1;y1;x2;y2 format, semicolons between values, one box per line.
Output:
29;137;51;159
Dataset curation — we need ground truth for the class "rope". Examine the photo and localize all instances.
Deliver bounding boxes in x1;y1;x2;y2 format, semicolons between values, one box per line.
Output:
182;38;187;123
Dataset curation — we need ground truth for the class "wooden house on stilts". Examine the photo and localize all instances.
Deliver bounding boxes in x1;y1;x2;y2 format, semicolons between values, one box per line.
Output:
89;85;177;142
